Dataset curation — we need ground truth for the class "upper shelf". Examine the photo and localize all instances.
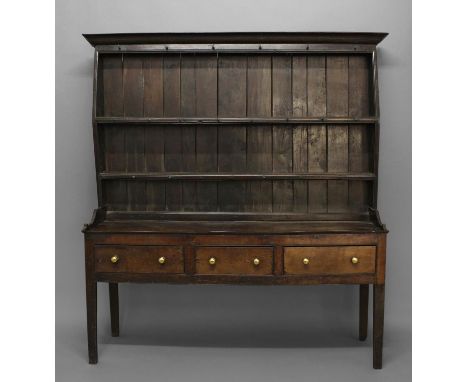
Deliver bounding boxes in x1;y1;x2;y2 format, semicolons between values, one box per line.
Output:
95;117;378;125
83;32;388;47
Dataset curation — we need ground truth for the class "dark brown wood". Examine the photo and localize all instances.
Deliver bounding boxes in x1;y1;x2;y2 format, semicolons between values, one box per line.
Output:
100;172;376;181
84;239;97;364
95;245;184;273
108;283;119;337
84;32;388;47
373;284;385;369
83;32;388;367
195;247;273;275
283;246;376;275
359;284;369;341
96;116;377;124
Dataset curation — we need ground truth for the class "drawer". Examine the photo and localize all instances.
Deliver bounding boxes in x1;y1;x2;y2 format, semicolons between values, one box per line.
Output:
284;246;376;275
195;247;273;275
95;245;184;273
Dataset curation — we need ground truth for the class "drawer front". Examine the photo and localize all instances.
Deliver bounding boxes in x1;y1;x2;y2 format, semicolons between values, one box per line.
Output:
95;245;184;273
195;247;273;275
284;246;376;275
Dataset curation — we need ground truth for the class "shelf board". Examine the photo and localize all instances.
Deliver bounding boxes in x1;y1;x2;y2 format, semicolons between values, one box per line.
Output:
99;172;376;181
95;117;377;125
104;210;372;222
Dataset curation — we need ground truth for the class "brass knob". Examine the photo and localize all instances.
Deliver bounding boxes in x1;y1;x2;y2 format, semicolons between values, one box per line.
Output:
110;255;119;264
351;257;359;264
303;258;310;265
253;258;260;266
158;256;166;265
209;257;216;265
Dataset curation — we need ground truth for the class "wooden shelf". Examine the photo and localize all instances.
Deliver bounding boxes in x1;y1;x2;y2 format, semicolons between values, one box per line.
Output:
99;172;376;181
95;117;377;125
103;210;373;222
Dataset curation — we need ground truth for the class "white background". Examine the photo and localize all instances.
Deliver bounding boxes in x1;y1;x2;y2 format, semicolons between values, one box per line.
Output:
1;0;466;381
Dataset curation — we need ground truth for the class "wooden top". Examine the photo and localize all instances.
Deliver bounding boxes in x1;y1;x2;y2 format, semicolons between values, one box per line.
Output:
83;209;387;234
83;32;388;47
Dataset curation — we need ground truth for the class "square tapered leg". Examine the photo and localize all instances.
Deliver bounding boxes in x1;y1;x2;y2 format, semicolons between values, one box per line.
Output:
359;284;369;341
373;284;385;369
109;283;119;337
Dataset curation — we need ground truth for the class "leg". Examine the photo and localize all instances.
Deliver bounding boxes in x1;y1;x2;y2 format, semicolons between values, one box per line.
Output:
359;284;369;341
85;240;98;364
373;284;385;369
109;283;120;337
85;278;98;364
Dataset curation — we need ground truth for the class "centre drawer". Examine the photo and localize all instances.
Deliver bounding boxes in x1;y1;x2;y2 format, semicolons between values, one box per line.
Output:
195;247;273;275
283;246;376;275
95;245;184;273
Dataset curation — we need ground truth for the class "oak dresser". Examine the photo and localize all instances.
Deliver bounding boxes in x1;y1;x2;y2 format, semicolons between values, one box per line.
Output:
82;32;389;368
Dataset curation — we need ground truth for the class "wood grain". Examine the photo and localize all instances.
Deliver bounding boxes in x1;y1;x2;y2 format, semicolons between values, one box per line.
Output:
95;245;184;273
102;54;123;117
123;55;144;117
195;246;273;275
218;55;247;211
246;55;272;212
284;246;376;275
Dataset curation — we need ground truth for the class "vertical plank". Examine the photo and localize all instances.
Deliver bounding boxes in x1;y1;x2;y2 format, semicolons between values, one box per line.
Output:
146;180;165;211
102;54;123;117
246;55;272;212
103;180;127;211
196;55;218;117
307;125;327;212
272;56;293;212
104;126;125;172
293;126;308;212
349;55;370;118
326;56;349;117
123;55;144;117
247;55;271;117
307;56;326;117
218;55;247;117
272;125;293;212
326;55;349;213
272;55;292;116
196;55;218;211
328;125;348;172
218;126;246;211
143;55;165;209
218;55;247;211
164;126;182;210
163;55;180;117
246;127;272;212
328;125;349;212
145;126;164;172
126;127;145;172
163;54;181;210
180;55;197;117
349;124;372;212
292;56;308;212
104;124;126;211
180;55;197;211
292;56;307;117
126;125;146;211
127;180;146;211
123;55;146;211
143;55;164;117
349;56;371;213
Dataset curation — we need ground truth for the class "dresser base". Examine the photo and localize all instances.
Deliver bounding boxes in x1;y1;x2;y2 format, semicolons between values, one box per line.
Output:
83;217;387;368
